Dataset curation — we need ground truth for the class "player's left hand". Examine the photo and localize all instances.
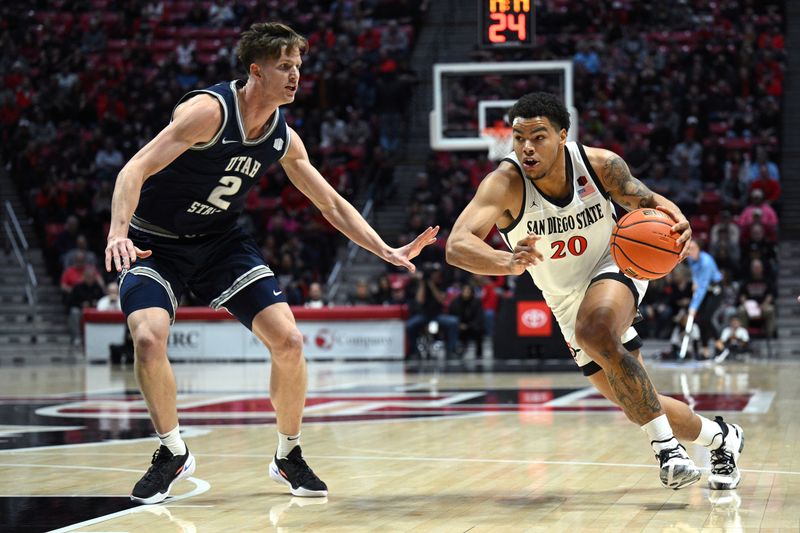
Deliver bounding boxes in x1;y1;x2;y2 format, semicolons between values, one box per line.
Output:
656;205;692;261
386;226;440;272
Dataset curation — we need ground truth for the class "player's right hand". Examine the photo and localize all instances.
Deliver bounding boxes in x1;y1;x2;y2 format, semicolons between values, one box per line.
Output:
105;236;152;273
509;233;543;275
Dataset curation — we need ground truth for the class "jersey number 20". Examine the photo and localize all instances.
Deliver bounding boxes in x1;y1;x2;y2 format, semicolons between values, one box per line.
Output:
550;236;587;259
207;176;242;210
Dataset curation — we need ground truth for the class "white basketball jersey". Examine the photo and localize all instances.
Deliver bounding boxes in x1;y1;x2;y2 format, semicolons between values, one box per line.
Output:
498;142;618;297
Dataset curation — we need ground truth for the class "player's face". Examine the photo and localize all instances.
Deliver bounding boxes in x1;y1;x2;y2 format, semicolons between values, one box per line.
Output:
511;117;566;181
255;46;302;104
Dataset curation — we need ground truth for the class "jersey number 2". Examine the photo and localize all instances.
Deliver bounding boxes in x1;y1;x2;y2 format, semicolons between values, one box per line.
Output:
207;176;242;210
550;236;587;259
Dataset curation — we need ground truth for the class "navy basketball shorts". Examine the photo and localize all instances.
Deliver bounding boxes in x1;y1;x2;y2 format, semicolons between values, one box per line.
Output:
119;225;287;329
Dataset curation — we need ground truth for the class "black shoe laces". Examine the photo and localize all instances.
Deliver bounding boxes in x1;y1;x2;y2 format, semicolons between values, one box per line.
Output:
141;448;172;486
286;453;320;486
657;445;686;466
711;446;735;475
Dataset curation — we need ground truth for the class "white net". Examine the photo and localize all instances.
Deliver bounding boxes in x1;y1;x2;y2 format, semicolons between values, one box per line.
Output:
481;127;512;161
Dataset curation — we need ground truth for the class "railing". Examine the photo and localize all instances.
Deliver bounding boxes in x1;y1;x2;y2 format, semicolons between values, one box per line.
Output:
325;195;375;303
3;201;37;333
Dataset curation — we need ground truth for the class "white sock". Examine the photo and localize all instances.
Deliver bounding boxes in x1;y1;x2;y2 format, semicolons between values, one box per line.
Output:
157;425;187;456
641;414;676;451
693;415;724;449
277;431;300;459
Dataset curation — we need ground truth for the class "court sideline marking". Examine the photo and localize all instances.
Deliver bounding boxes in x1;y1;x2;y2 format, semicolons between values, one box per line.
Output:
2;453;797;477
0;463;210;533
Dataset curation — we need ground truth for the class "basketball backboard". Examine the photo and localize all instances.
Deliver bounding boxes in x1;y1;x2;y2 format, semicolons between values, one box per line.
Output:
430;61;577;155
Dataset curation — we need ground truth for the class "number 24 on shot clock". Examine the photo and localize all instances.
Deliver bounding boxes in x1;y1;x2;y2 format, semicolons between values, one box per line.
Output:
479;0;535;47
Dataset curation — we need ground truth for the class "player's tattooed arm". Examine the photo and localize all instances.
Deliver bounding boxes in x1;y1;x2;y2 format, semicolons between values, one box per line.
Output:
591;147;692;259
600;154;655;211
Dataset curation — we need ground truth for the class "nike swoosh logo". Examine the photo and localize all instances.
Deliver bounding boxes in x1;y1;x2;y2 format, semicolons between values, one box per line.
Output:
287;436;299;441
222;138;238;144
273;290;283;296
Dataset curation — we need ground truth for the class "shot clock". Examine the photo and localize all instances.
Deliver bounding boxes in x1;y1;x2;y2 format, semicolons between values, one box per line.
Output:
479;0;535;47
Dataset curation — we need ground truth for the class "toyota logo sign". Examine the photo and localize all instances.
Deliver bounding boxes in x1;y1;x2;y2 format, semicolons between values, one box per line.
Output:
521;308;548;329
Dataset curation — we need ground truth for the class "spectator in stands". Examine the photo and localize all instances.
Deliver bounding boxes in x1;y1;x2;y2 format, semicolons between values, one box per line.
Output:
406;264;458;358
97;281;122;311
381;20;409;57
573;41;600;74
62;234;98;270
176;37;197;68
66;266;106;346
740;222;778;275
348;278;374;305
738;258;776;338
448;283;485;359
713;316;750;363
305;282;328;309
184;4;209;26
644;161;674;198
669;166;702;216
60;251;104;298
721;152;751;213
639;277;674;340
320;110;347;149
81;16;107;53
53;215;81;265
670;129;703;180
142;1;164;23
748;146;780;183
94;139;125;181
749;163;781;204
625;133;655;180
738;189;779;233
372;274;393;305
92;180;114;222
709;210;741;274
208;0;236;28
385;278;408;306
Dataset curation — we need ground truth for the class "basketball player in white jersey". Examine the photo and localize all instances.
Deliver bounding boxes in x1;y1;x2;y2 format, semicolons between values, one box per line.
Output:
447;93;744;490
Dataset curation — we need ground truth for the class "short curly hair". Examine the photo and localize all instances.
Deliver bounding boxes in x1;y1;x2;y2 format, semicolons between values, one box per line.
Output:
507;92;571;132
236;22;308;74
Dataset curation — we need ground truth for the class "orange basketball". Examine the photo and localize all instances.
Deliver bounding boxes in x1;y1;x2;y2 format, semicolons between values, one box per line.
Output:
609;208;681;280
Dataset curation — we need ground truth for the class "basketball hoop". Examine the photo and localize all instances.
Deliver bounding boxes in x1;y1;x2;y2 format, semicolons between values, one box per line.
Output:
481;127;512;161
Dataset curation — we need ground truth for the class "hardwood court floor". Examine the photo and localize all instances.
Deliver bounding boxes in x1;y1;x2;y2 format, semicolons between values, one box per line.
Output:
0;357;798;532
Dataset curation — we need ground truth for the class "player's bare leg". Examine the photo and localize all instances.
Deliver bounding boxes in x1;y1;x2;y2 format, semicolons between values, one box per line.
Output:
575;279;700;489
589;350;744;489
129;308;177;433
587;350;700;438
252;304;307;435
128;307;195;504
252;303;327;497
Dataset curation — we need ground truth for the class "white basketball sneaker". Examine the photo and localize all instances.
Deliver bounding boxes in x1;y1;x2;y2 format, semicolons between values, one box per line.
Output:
708;416;744;490
653;438;702;489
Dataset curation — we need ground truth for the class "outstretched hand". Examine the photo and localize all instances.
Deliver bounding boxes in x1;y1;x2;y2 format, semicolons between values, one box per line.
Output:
105;236;152;273
509;232;543;275
385;226;440;272
656;205;692;261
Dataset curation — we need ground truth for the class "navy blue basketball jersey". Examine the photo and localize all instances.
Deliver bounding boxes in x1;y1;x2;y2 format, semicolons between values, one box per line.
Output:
133;80;291;237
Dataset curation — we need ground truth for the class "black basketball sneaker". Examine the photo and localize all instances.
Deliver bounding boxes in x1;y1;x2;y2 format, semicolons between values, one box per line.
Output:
130;445;196;504
269;446;328;497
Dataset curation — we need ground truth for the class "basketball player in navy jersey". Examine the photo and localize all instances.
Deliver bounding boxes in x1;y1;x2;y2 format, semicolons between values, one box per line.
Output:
447;93;744;491
105;22;439;504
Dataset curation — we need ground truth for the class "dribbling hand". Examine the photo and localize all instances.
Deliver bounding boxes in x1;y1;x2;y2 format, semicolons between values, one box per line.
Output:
105;236;152;273
509;232;543;275
655;205;692;261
